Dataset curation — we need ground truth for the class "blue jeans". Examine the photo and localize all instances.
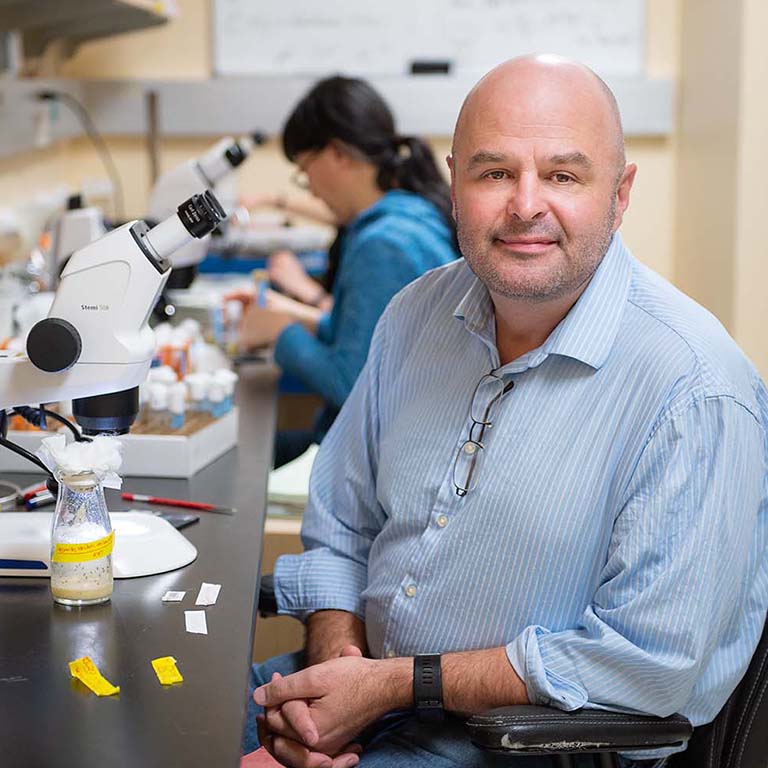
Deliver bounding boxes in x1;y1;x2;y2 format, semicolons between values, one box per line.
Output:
243;652;668;767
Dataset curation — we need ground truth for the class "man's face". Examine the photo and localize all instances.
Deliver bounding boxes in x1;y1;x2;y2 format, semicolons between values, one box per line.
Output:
449;71;634;304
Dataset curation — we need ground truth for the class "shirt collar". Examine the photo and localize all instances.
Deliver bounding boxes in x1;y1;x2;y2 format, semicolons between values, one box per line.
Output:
453;262;496;340
453;233;633;371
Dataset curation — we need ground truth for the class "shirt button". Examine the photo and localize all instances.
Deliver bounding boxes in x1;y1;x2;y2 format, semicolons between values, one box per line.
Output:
386;649;396;658
404;584;417;598
436;514;448;528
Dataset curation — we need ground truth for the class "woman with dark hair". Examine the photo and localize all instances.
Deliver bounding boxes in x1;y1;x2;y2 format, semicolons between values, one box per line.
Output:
241;75;459;467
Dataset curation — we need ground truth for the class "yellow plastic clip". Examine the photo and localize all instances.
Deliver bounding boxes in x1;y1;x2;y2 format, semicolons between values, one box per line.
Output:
69;656;120;696
151;656;184;685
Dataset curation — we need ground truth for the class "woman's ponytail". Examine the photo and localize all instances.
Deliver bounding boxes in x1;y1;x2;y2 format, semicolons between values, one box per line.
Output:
377;136;452;224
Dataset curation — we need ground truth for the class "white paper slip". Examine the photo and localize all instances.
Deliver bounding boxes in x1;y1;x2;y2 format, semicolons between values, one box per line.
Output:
162;590;186;602
195;582;222;606
185;610;208;635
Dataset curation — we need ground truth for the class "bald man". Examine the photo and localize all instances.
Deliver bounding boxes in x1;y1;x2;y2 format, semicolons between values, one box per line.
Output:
243;57;768;768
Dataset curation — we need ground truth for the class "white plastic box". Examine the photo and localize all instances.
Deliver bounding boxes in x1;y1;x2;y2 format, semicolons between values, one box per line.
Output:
0;407;238;478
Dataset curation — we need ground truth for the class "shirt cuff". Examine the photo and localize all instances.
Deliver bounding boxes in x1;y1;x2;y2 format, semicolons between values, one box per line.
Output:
506;625;588;711
273;549;368;622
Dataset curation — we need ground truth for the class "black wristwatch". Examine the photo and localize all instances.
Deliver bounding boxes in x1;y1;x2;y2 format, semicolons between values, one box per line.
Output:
413;654;444;722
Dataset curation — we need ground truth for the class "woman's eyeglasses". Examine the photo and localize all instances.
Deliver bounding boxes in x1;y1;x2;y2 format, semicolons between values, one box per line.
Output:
291;151;321;190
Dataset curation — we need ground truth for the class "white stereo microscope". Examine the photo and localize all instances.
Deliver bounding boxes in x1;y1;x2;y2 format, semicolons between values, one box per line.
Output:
0;191;226;578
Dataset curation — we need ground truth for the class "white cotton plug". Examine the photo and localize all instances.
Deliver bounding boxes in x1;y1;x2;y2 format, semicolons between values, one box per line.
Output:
36;434;124;489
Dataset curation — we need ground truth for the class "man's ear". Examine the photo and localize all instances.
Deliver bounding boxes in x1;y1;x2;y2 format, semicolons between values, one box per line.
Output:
612;163;637;232
447;154;457;220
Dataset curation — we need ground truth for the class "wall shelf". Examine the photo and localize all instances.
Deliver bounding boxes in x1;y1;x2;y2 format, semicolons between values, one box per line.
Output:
0;0;170;58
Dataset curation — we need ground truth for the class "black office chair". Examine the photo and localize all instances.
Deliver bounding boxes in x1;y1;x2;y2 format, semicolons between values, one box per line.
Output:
466;613;768;767
259;577;768;767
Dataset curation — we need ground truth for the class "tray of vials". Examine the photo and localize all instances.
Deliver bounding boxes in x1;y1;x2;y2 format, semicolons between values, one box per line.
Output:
1;361;240;478
0;407;238;478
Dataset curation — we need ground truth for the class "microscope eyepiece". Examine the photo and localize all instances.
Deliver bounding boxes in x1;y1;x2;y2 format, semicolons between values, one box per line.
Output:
176;191;226;239
225;142;248;168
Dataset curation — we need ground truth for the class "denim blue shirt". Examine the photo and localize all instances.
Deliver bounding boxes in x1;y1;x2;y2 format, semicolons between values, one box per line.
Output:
274;190;458;421
274;234;768;755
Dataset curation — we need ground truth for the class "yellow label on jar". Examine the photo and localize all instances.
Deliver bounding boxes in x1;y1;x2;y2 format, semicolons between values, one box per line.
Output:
69;656;120;696
152;656;184;685
52;530;115;563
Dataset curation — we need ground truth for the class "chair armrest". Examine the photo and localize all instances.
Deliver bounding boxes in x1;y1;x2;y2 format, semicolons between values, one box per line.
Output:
258;573;279;617
466;705;692;755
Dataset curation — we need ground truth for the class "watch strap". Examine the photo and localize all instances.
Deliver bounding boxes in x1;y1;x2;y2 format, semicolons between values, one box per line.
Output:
413;654;444;722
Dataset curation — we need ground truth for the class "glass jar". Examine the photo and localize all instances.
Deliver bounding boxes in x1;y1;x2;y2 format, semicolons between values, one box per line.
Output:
49;471;114;606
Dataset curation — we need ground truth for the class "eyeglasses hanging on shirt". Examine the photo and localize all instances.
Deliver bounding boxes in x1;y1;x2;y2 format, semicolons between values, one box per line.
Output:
453;371;515;497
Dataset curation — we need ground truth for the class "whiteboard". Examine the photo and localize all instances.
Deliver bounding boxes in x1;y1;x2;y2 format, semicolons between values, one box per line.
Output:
213;0;645;78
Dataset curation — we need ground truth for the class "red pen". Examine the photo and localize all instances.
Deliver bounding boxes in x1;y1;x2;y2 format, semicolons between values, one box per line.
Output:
121;493;235;515
22;483;48;501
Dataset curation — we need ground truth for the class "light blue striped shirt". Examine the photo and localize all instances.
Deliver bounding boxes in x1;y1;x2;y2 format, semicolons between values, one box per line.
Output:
274;234;768;740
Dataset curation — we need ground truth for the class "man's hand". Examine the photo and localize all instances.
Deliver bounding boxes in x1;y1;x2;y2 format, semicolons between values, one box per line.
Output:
255;655;412;757
258;647;365;768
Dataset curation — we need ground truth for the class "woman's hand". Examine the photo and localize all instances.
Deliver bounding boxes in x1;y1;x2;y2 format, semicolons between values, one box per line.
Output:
268;251;328;307
263;289;323;333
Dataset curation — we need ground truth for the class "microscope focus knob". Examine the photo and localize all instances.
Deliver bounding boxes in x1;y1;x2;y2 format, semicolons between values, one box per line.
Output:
26;318;82;373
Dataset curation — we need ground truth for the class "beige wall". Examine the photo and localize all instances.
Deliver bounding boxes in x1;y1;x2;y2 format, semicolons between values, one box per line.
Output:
732;0;768;374
674;0;768;375
674;0;742;329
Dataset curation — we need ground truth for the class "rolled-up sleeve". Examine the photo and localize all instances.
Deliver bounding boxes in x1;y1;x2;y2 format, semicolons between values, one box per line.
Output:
274;311;391;620
507;395;768;719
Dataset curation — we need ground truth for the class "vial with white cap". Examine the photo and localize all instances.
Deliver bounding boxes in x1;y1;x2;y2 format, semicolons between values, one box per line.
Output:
212;368;238;413
148;365;178;385
148;382;170;429
153;322;174;348
168;382;188;431
210;303;225;346
179;318;203;343
208;379;226;419
224;300;243;356
184;372;211;412
138;381;150;418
